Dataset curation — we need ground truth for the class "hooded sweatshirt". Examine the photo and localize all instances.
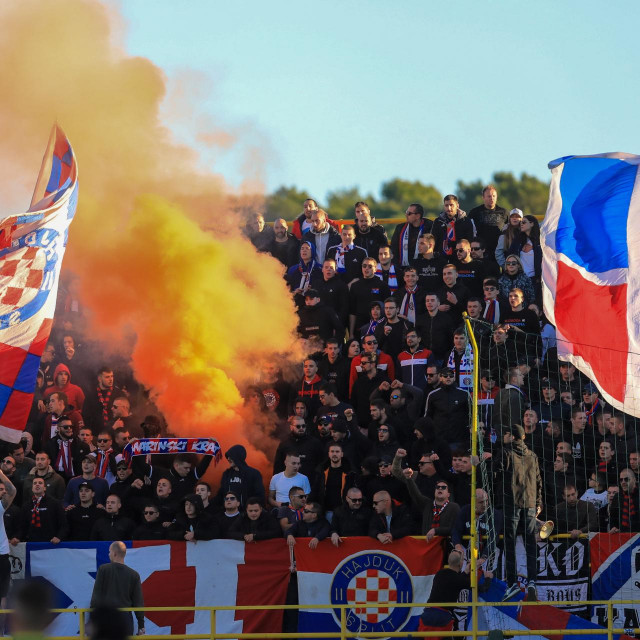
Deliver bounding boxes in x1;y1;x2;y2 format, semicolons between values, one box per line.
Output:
214;445;265;507
43;363;86;411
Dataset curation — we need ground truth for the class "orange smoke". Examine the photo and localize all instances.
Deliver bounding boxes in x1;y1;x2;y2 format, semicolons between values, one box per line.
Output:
0;0;300;471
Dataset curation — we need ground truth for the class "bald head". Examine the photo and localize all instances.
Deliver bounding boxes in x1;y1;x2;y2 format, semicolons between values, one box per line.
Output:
109;541;127;563
274;218;288;239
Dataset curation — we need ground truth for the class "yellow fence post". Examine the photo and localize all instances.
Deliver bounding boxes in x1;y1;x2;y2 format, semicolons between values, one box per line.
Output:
340;605;347;640
210;606;216;640
78;608;85;640
607;601;613;640
463;312;479;640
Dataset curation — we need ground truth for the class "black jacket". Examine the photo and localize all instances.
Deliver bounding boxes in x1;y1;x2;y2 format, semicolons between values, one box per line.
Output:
19;495;67;542
285;516;331;541
315;277;350;326
227;511;282;540
415;312;456;361
91;512;136;541
67;504;105;541
425;385;471;445
215;445;265;508
297;303;343;341
330;504;372;536
44;437;90;480
368;503;414;539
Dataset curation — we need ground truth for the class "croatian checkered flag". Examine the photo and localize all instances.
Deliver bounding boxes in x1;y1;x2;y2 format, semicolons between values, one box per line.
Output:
0;125;78;442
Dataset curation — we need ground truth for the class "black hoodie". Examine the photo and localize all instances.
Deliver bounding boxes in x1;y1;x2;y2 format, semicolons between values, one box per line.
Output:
214;445;265;508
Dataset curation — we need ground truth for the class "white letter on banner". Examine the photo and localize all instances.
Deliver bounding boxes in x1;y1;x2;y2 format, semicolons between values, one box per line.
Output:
186;540;245;635
30;547;97;637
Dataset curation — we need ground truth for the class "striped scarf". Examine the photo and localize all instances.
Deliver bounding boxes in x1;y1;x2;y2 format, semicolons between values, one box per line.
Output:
375;263;398;293
96;385;114;425
400;287;417;323
432;500;449;525
55;440;73;477
95;448;113;478
335;244;354;273
31;496;42;528
585;398;600;425
444;220;455;255
400;222;424;266
483;299;500;324
364;319;384;336
622;490;637;530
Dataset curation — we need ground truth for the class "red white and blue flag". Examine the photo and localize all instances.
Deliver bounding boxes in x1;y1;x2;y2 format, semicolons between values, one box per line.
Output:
295;537;443;639
0;125;78;441
15;539;291;637
541;153;640;415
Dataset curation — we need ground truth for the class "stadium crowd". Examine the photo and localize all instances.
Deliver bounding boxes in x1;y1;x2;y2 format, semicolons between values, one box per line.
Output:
0;186;636;604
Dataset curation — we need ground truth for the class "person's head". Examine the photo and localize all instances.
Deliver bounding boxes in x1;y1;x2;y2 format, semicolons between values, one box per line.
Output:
97;367;114;389
78;428;94;446
443;195;459;218
246;212;265;236
589;472;607;492
299;241;313;262
47;391;67;416
508;208;523;226
361;257;377;279
105;494;121;514
345;487;364;510
521;214;540;240
439;366;456;386
369;399;386;422
405;203;424;226
442;264;457;287
42;343;55;363
302;198;318;219
476;489;489;515
310;209;327;232
608;485;620;503
608;414;626;437
302;501;321;522
360;352;378;375
273;217;288;239
434;480;451;503
31;476;46;497
195;481;211;504
116;461;131;480
508;288;524;310
482;185;497;209
108;540;127;563
111;396;131;419
57;416;74;441
542;383;557;402
355;202;372;232
563;484;579;506
560;390;575;406
10;444;25;463
383;297;398;321
78;482;95;506
418;455;436;476
403;267;418;289
372;490;392;515
322;258;337;280
183;494;201;518
55;367;70;386
630;451;640;473
340;225;355;246
448;549;464;571
599;441;614;463
0;455;15;476
405;328;421;350
554;452;572;472
571;407;587;433
507;366;525;387
377;425;390;443
172;454;193;478
455;239;471;262
324;339;341;363
378;245;392;266
582;384;599;405
483;278;499;300
284;453;301;475
457;454;472;474
504;254;522;276
480;370;495;392
620;469;637;493
467;298;483;319
303;358;318;380
113;427;131;449
470;238;486;260
453;329;467;351
34;452;50;471
328;443;343;466
81;455;97;475
378;456;392;477
143;504;160;522
224;491;240;513
289;486;307;509
425;293;440;314
288;414;307;435
246;497;263;520
523;408;538;430
417;234;435;255
304;290;321;307
293;400;308;418
316;416;333;437
156;477;172;498
96;431;113;451
556;441;572;456
559;361;576;380
344;338;360;359
389;387;405;409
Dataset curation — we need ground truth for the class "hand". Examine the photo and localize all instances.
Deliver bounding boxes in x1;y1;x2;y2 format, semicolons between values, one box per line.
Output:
112;418;124;430
610;527;620;533
402;468;413;479
331;532;342;547
309;537;319;549
471;455;480;466
51;537;61;544
244;534;255;543
426;528;436;541
390;379;403;389
37;400;46;413
137;627;145;635
162;521;172;528
446;292;458;305
287;534;296;547
184;532;195;541
131;479;144;489
343;408;354;421
9;538;19;546
384;325;392;335
396;448;407;458
570;529;582;539
96;504;105;510
65;504;76;511
482;452;492;460
484;571;494;580
379;381;391;391
536;506;542;517
377;532;393;544
65;346;75;358
430;453;440;461
438;304;451;311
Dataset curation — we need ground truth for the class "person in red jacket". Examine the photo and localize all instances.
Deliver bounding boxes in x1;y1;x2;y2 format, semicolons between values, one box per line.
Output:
349;335;395;394
42;363;85;412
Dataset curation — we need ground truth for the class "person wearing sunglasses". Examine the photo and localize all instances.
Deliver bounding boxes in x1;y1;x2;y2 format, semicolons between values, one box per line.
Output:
349;257;391;338
498;254;536;308
348;330;395;395
286;502;331;549
133;503;166;541
330;488;371;545
609;470;640;533
368;489;414;543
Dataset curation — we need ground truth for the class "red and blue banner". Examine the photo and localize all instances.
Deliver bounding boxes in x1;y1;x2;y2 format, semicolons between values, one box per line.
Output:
0;125;78;441
12;539;291;637
294;536;444;639
541;154;640;415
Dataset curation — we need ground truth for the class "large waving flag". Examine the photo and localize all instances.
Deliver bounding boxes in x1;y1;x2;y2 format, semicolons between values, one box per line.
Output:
0;125;78;441
541;153;640;415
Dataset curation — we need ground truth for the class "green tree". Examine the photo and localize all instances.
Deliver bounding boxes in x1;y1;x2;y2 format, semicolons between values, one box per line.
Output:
457;172;550;216
325;187;376;221
378;178;442;219
264;185;312;222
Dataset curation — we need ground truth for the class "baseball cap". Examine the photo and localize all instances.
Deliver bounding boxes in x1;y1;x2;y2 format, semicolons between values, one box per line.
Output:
509;208;523;219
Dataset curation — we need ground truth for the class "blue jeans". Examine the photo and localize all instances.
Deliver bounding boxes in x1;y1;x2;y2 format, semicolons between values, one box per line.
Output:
503;505;537;585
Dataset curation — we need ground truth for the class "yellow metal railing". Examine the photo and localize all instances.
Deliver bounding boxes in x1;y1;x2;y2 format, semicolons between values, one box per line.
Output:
11;600;638;640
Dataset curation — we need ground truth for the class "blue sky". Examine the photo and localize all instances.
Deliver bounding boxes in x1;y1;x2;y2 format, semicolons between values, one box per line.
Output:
116;1;640;205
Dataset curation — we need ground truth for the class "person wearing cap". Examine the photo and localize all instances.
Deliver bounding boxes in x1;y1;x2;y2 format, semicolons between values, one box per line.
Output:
431;195;476;259
66;482;105;540
273;415;324;485
424;367;471;449
329;416;371;471
496;424;543;602
581;382;602;425
468;184;509;257
326;224;367;286
495;207;524;267
349;257;391;338
297;288;343;342
214;445;264;509
63;455;109;508
532;380;566;424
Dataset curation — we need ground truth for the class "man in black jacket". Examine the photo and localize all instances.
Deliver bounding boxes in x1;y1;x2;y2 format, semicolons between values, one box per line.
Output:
415;294;456;364
468;185;509;255
316;261;350;328
66;482;105;541
330;488;372;544
215;445;265;508
297;290;343;341
350;352;389;426
497;425;543;602
273;418;324;484
424;368;471;449
90;494;135;541
368;490;414;542
286;501;331;548
44;416;90;482
354;202;388;259
14;477;67;544
228;498;281;542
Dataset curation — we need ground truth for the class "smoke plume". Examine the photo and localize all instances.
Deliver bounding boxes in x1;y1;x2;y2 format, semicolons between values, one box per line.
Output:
0;0;300;470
